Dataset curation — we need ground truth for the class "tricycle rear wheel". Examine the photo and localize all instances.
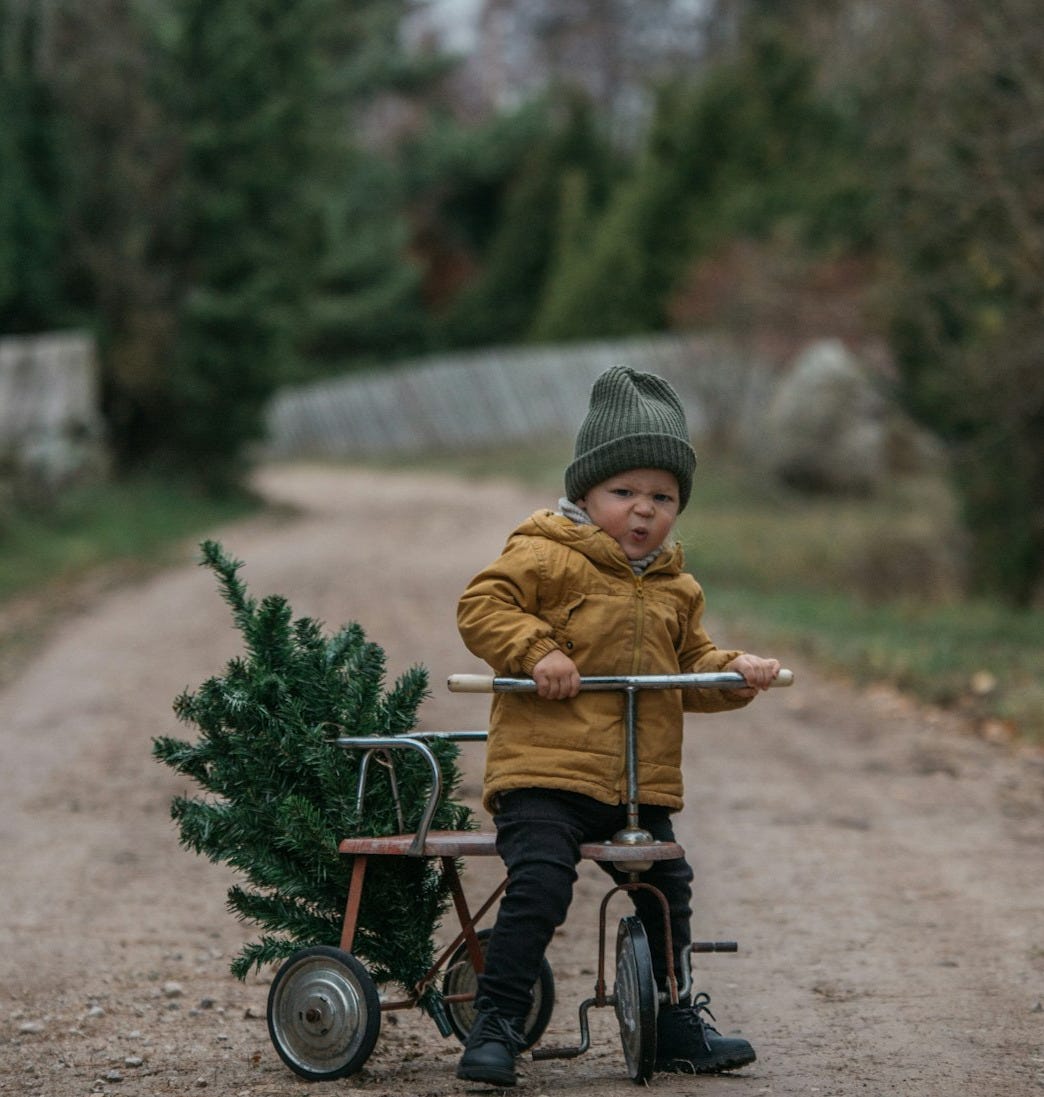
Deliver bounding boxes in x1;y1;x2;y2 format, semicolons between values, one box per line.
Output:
267;946;381;1080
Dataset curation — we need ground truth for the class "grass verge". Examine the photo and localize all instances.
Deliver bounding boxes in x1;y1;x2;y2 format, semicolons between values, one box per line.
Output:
0;474;263;687
677;460;1042;743
0;474;262;602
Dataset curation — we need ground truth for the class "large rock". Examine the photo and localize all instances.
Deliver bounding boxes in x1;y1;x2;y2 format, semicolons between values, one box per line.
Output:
763;339;890;495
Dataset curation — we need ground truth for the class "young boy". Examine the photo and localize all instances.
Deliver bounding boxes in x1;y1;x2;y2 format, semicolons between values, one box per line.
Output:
456;366;780;1086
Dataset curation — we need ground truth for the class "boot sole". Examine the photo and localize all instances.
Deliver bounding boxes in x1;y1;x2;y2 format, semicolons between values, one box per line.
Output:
456;1064;518;1087
655;1051;756;1074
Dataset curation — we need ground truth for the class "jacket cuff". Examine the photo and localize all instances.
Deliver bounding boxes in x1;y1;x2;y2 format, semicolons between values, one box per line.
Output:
521;636;561;675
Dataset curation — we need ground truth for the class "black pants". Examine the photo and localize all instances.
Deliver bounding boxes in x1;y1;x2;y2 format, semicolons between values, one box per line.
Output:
478;788;694;1018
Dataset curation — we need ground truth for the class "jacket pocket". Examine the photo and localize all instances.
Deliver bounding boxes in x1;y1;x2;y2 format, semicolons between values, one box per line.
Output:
549;592;585;654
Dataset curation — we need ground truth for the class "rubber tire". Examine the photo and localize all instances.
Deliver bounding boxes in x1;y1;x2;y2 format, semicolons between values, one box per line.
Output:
267;946;381;1080
614;916;657;1083
442;927;555;1049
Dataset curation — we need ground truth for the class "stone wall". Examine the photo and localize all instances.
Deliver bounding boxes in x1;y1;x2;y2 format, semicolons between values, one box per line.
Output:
0;332;109;501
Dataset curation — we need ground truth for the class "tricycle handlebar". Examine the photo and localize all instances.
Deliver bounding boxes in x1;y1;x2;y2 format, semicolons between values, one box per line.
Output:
447;669;794;693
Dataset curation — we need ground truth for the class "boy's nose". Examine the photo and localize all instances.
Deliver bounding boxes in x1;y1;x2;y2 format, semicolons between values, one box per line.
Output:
634;496;655;515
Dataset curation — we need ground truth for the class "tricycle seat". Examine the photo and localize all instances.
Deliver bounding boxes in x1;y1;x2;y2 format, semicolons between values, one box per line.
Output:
581;838;685;863
339;831;499;857
338;832;685;863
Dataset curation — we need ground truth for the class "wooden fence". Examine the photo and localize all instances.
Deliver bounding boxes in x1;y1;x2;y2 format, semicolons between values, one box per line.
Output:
263;333;776;460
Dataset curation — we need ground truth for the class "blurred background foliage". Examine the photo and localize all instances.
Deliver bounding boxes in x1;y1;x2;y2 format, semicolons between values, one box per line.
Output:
0;0;1041;614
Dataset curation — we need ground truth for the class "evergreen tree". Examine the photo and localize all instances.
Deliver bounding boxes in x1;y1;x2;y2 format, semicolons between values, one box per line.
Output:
298;0;445;374
148;0;336;484
302;148;427;373
864;0;1044;605
153;541;474;994
531;81;703;341
45;0;180;464
44;0;435;476
435;94;619;348
532;32;867;341
0;1;70;332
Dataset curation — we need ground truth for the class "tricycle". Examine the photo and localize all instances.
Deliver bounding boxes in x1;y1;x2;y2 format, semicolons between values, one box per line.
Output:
266;668;793;1083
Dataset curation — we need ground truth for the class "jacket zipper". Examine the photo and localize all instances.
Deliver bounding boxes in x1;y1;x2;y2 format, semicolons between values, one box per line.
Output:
631;576;645;674
617;575;646;799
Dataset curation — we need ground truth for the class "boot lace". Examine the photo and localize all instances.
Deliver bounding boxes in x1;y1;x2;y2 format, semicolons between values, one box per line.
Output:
677;992;721;1045
692;993;719;1027
469;1003;524;1051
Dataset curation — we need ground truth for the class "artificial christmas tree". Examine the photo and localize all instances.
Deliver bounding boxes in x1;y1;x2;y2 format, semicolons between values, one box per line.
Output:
153;540;474;997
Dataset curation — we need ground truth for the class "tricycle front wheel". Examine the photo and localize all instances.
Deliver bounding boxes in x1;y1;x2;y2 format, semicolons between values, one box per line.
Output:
267;946;381;1080
442;927;555;1049
614;916;657;1083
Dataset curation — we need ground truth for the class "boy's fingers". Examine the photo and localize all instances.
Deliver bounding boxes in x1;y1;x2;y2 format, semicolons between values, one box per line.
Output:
536;675;564;699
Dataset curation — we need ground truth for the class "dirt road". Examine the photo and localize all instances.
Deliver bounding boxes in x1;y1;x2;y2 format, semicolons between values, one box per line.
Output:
1;464;1042;1097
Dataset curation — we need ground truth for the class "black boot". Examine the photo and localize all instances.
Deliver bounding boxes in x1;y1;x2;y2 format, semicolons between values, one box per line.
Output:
655;992;756;1074
456;997;525;1087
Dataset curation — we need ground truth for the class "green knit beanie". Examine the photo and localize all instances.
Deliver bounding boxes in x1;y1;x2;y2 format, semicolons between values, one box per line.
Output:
565;366;697;511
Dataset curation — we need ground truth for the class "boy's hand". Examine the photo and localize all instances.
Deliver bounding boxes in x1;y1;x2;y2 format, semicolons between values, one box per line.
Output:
725;654;782;699
532;649;582;700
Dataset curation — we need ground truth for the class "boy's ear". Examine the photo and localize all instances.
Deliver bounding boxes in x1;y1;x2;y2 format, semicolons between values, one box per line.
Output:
574;496;587;510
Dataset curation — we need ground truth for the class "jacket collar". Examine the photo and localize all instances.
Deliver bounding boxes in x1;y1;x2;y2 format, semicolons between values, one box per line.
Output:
514;509;683;577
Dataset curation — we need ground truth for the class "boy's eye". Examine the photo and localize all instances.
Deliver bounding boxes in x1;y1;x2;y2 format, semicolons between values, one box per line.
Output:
611;488;632;497
654;493;673;503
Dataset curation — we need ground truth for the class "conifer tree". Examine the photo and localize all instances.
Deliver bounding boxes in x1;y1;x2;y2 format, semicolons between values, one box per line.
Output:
433;95;618;348
151;0;334;485
153;541;474;995
0;1;70;332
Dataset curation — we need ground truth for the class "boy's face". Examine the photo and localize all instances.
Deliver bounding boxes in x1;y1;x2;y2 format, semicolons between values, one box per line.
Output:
576;468;680;561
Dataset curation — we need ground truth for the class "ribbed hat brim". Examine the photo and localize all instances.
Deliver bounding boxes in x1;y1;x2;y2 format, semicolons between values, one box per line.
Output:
565;432;696;510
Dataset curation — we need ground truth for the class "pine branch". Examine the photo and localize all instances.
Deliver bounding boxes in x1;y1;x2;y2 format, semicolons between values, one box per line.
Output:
231;935;310;980
227;885;340;941
199;540;256;634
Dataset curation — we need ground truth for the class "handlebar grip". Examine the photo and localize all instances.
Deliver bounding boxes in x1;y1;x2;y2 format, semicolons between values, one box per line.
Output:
447;673;497;693
774;668;794;687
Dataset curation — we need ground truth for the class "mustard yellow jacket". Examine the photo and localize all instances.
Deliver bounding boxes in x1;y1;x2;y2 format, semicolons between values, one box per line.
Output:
457;510;749;813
